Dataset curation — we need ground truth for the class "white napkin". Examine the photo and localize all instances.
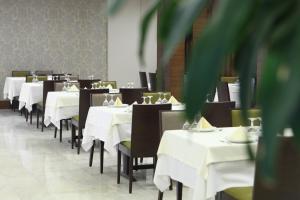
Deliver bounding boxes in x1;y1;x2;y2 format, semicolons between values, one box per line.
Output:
197;117;213;129
114;97;123;106
106;84;113;89
227;126;248;142
67;85;79;92
168;96;180;105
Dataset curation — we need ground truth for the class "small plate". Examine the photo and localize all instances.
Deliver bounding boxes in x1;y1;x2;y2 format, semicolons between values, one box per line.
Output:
189;127;217;132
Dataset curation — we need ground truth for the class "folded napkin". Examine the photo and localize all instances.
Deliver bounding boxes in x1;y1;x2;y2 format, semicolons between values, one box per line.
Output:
227;126;248;142
114;97;123;106
67;85;79;92
131;101;138;105
106;84;113;89
197;117;213;129
168;96;180;105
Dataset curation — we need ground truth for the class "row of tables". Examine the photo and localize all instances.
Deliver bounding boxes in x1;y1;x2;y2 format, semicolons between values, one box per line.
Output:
3;76;255;200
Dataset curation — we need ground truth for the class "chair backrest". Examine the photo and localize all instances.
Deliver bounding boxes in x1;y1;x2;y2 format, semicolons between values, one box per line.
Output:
54;82;80;91
221;76;238;83
12;70;31;77
78;79;101;89
149;72;157;91
202;101;235;127
159;110;186;137
217;82;230;102
231;109;261;127
139;72;148;88
35;70;53;75
78;89;109;129
253;137;300;200
90;93;122;106
101;81;117;89
143;92;171;104
26;75;48;82
119;88;148;104
131;104;172;157
42;80;65;108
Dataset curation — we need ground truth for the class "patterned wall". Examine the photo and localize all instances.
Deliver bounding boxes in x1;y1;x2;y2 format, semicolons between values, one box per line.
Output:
0;0;107;99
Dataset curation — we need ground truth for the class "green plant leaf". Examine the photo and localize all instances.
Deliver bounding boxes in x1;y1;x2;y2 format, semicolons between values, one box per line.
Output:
108;0;126;15
184;0;256;120
139;0;161;65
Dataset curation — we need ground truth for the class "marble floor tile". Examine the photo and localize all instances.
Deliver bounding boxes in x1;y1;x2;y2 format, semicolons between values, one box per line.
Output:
0;109;187;200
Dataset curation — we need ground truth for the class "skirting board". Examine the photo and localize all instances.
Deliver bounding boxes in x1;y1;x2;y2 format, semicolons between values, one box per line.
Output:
0;100;11;109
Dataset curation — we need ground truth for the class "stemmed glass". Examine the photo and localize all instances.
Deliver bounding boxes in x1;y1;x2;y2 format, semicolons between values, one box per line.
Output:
161;93;168;104
103;94;109;106
63;82;67;91
148;96;153;104
141;96;147;104
155;92;163;104
109;94;115;106
127;82;131;88
67;82;71;89
99;81;103;88
248;118;257;133
130;82;134;88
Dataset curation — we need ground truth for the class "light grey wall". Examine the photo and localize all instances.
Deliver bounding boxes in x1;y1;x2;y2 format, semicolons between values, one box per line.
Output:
0;0;107;99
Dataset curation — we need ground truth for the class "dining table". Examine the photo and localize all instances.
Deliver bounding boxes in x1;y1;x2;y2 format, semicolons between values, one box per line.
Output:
3;77;26;102
82;104;185;153
18;82;43;112
154;128;257;200
44;91;79;129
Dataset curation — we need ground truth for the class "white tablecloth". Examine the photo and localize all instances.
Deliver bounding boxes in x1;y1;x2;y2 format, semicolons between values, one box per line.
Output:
18;82;43;112
82;106;132;153
44;91;79;129
82;104;185;153
3;77;26;101
154;128;257;200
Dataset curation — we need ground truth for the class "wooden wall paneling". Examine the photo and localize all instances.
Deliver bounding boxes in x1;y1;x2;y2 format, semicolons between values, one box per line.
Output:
0;100;11;109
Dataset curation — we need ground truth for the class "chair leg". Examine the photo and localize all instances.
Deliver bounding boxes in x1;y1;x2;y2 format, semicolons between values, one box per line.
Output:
41;113;44;132
54;128;57;138
59;120;63;142
30;111;33;124
158;191;164;200
77;129;82;154
89;140;95;167
36;110;39;129
129;156;133;194
26;110;28;122
100;141;104;174
117;148;121;184
169;179;173;190
71;125;76;149
176;182;183;200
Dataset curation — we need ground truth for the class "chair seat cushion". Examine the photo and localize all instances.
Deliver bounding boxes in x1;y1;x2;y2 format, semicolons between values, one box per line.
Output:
121;141;131;149
72;115;79;122
223;187;253;200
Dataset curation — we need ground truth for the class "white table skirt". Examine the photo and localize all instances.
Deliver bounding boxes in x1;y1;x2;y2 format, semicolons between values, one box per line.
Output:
154;155;255;200
44;91;79;129
228;83;240;108
3;77;26;101
18;82;43;112
82;106;132;154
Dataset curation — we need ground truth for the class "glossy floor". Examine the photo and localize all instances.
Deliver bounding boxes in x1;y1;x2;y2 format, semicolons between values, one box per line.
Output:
0;109;183;200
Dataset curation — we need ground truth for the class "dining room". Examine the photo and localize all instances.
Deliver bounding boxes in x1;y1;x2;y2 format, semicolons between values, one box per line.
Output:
1;0;299;200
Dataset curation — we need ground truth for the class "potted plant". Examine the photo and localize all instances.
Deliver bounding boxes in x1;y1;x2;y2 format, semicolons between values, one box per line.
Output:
110;0;300;197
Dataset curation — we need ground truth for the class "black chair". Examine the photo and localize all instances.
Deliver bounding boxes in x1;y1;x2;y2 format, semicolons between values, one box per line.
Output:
117;104;172;193
78;79;101;89
202;101;236;127
217;82;230;102
149;72;157;91
119;88;148;104
139;72;148;88
71;88;109;154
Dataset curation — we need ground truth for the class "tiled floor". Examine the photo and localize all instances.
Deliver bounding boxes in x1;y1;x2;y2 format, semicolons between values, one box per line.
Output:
0;109;180;200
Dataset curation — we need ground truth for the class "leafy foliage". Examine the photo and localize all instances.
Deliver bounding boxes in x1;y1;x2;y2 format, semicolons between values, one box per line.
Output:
110;0;300;180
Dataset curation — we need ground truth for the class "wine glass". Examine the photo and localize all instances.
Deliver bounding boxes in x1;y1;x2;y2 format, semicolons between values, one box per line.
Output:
162;93;168;104
130;82;134;88
148;96;153;104
109;94;115;106
99;81;103;88
141;96;147;104
127;82;131;88
103;94;109;106
67;82;71;89
63;82;67;91
156;92;163;104
248;118;257;133
182;121;191;130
